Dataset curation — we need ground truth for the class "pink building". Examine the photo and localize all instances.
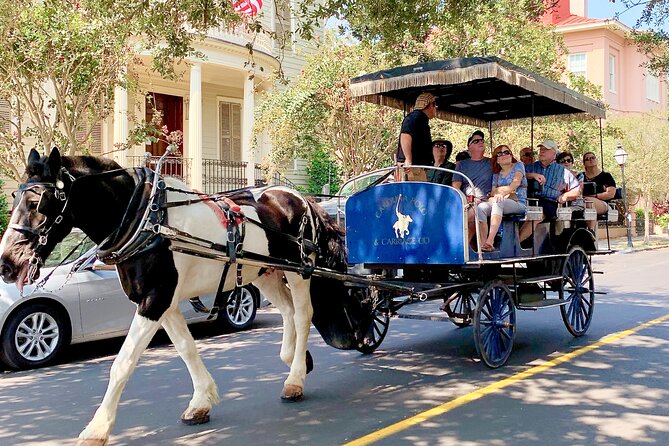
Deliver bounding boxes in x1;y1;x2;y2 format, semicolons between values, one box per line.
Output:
542;0;668;115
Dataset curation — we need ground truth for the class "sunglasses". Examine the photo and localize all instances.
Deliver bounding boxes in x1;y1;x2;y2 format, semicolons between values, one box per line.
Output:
584;156;596;161
496;150;512;156
470;138;484;144
559;158;574;164
520;152;534;157
434;143;448;148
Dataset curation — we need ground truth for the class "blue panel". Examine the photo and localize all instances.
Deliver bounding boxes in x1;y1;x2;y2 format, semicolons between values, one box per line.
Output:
346;183;466;265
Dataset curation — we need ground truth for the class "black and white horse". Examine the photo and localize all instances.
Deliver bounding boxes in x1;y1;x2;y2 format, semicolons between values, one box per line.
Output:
0;148;372;446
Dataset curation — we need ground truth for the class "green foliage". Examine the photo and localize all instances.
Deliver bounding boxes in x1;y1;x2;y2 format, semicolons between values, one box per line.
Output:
305;144;341;194
657;213;669;229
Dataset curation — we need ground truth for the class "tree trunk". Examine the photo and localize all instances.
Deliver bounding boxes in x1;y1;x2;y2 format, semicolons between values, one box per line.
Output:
644;201;651;244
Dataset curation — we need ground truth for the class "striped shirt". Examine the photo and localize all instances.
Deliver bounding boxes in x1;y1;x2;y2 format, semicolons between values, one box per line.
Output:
526;161;579;201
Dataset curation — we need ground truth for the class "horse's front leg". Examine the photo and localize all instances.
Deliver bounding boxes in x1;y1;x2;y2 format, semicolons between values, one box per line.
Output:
281;272;314;401
161;307;219;424
77;313;161;446
253;270;297;369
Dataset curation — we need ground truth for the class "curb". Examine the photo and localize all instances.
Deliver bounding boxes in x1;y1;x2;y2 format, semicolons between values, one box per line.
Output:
608;244;669;254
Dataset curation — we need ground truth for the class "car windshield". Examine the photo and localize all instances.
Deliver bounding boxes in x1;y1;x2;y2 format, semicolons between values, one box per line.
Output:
338;172;388;197
43;232;96;268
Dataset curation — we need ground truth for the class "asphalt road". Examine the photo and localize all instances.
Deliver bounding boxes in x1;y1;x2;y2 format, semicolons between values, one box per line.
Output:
2;249;669;446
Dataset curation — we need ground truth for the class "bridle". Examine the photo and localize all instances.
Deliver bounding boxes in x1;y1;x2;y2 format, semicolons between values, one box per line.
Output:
9;168;75;284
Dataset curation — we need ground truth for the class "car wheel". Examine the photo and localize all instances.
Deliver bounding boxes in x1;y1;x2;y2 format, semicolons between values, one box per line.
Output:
217;286;258;331
1;303;69;370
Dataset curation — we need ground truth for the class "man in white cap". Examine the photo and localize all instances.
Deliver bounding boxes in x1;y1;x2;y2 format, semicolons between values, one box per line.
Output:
520;139;580;241
396;92;438;181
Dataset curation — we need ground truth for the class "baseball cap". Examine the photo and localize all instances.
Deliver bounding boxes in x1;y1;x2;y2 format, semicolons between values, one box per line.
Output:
467;130;485;145
414;92;437;110
538;139;558;151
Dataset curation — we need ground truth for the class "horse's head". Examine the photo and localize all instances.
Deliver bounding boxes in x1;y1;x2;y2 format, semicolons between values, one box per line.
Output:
0;148;75;291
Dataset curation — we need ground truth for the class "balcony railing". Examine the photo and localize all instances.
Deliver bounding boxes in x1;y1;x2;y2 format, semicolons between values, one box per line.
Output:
206;24;274;54
129;156;295;194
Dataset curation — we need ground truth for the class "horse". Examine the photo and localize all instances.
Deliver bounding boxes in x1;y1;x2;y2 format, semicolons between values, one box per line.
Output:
0;148;374;446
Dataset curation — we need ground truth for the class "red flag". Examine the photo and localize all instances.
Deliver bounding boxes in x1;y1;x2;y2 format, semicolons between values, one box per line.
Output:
233;0;262;16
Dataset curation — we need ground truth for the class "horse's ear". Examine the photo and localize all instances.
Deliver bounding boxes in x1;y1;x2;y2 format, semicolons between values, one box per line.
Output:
27;148;40;165
47;147;62;175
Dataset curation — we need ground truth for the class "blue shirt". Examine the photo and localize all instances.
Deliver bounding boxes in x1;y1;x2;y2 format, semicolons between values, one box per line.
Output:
492;162;527;206
455;158;493;199
526;161;578;201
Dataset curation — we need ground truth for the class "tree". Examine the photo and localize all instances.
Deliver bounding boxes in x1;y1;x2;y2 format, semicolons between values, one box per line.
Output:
0;0;240;181
255;38;401;179
609;0;669;74
256;1;584;184
607;112;669;243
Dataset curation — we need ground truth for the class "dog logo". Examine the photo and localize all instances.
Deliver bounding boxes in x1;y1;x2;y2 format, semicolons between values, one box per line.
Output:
392;194;413;239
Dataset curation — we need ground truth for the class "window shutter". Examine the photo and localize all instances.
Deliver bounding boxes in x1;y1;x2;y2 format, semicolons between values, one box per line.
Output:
219;101;242;161
0;100;11;134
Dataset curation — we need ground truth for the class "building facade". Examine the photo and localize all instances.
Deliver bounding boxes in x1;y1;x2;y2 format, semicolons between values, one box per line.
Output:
1;4;320;194
542;0;668;116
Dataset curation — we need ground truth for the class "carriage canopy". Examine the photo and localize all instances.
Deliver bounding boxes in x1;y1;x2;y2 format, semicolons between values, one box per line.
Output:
349;56;606;127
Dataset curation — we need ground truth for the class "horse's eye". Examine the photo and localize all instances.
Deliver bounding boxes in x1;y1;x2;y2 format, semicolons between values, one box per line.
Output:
27;201;39;211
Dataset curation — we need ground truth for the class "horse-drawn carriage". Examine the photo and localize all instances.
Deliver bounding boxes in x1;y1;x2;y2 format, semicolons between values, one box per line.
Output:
337;56;613;367
0;56;614;444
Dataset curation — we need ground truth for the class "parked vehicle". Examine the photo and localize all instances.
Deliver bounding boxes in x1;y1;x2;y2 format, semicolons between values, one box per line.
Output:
0;231;262;370
319;171;393;225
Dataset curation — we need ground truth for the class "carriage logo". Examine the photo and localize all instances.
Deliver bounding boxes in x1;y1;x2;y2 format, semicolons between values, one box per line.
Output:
392;194;413;239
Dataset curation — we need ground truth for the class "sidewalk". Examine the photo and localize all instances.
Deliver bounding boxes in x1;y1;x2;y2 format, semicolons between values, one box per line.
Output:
597;233;669;252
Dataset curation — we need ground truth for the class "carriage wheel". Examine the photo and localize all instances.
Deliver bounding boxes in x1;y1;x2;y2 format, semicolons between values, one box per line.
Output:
356;290;391;354
474;281;516;368
444;291;476;328
560;247;595;336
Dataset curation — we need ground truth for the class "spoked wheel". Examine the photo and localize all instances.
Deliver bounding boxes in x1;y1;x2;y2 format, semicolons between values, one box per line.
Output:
474;281;516;368
560;247;595;336
356;289;391;354
443;290;476;328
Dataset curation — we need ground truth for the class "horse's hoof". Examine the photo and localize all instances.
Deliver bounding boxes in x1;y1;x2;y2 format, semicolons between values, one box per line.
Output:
76;439;107;446
306;350;313;375
181;408;211;425
281;384;304;402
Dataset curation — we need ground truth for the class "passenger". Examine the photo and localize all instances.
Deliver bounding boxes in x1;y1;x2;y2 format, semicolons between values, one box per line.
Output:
519;139;580;242
519;147;535;165
452;130;493;245
476;145;527;251
455;150;471;163
556;151;579;177
581;151;616;216
427;139;455;185
396;92;438;182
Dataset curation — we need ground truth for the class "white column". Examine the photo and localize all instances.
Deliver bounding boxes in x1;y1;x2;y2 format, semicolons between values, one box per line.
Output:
189;63;203;191
113;86;128;167
242;72;255;186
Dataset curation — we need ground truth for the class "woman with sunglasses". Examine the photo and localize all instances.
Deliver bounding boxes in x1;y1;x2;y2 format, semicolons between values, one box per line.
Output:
581;151;616;216
476;145;527;252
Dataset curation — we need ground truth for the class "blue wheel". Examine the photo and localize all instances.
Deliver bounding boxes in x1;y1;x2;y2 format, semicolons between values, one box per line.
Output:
560;247;595;336
474;281;516;368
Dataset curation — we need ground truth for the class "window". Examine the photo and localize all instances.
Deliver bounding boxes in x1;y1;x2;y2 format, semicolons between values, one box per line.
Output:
274;0;292;49
609;54;616;92
568;53;587;77
219;100;241;161
646;72;660;102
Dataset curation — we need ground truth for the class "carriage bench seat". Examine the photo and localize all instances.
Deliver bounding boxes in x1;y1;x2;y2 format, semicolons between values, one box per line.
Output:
597;207;619;222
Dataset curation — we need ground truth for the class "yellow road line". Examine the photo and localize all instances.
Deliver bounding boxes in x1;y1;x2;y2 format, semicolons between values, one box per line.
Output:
343;313;669;446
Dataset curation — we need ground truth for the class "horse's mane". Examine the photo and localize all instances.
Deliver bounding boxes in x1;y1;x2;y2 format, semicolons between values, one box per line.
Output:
61;155;123;176
307;198;347;272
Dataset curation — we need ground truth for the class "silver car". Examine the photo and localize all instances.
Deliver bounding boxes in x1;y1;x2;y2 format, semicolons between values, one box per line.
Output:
0;231;261;370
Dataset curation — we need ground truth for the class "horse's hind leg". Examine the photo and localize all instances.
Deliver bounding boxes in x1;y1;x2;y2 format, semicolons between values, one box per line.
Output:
77;313;161;446
161;308;219;424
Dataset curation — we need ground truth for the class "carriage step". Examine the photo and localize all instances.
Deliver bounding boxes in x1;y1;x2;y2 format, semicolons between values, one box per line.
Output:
518;275;564;285
396;301;453;321
397;312;454;322
517;298;567;309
